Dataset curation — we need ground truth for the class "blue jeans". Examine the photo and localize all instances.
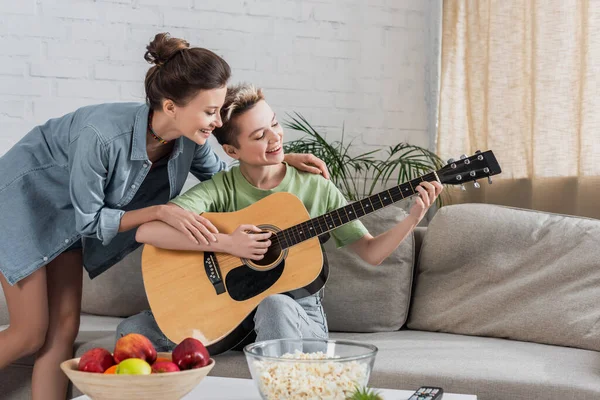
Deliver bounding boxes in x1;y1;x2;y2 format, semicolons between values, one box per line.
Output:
116;293;329;352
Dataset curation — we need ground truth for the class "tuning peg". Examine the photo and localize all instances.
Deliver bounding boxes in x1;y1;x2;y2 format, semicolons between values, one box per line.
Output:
488;176;493;185
447;158;455;164
473;180;480;189
460;154;467;159
460;184;466;191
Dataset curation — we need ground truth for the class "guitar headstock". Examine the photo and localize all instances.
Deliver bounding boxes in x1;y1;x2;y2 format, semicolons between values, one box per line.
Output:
437;150;501;188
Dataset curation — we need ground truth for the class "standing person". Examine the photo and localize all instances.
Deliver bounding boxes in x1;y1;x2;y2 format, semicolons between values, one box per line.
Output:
0;33;328;400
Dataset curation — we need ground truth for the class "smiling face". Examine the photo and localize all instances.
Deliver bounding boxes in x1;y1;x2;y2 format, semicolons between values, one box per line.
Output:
223;100;285;167
165;86;227;145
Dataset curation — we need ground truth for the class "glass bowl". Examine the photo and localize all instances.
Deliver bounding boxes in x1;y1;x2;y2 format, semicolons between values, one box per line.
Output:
244;338;378;399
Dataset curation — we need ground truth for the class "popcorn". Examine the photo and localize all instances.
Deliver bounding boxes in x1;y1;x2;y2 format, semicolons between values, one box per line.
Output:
252;350;369;400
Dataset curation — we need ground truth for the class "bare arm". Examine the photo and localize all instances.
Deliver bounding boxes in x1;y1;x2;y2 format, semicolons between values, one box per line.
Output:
135;219;232;252
348;216;419;265
119;205;161;233
348;181;443;266
136;219;273;260
118;203;220;245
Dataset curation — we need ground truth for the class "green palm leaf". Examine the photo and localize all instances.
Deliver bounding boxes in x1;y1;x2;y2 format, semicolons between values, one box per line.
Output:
283;113;444;204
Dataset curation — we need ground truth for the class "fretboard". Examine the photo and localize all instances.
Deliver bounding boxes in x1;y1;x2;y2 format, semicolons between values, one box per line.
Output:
275;172;438;250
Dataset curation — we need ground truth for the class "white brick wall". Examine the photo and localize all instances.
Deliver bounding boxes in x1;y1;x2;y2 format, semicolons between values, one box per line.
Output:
0;0;438;162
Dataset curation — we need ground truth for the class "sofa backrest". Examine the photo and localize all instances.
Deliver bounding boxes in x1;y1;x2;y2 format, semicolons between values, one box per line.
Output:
81;246;149;317
407;203;600;352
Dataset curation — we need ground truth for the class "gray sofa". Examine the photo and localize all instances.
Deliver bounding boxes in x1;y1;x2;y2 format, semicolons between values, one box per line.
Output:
2;203;600;399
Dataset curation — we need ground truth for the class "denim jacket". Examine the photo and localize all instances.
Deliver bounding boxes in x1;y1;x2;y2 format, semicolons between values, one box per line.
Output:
0;102;225;284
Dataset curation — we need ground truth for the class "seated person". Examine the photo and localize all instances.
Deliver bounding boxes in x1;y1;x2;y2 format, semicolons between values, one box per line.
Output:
117;83;443;351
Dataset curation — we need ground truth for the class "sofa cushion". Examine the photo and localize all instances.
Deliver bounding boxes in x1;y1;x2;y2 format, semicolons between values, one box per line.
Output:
322;205;414;332
335;330;600;400
407;203;600;352
180;330;600;400
81;246;150;317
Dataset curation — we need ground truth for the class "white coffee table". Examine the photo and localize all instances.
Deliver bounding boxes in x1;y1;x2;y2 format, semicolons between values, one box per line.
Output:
73;376;477;399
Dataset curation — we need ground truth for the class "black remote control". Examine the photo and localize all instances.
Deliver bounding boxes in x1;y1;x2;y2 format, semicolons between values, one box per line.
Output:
408;386;444;400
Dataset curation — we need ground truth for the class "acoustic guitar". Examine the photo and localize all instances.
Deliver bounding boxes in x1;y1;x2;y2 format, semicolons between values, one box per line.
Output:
141;150;501;354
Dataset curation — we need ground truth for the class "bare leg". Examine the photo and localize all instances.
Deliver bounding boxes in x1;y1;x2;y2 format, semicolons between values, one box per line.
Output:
0;267;49;369
31;250;83;400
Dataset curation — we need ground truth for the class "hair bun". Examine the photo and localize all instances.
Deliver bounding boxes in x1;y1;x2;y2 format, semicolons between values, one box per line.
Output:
144;32;190;67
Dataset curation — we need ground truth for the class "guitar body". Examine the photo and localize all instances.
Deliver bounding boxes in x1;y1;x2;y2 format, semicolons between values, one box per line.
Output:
141;192;327;354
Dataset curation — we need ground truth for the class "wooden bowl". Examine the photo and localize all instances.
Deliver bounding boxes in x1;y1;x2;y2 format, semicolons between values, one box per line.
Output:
60;352;214;400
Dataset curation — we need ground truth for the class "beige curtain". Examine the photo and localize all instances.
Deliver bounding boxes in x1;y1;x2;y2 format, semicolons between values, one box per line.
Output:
437;0;600;219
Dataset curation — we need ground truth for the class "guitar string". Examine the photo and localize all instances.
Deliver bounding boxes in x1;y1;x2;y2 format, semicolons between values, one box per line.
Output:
212;183;423;265
212;173;437;263
229;172;435;252
265;173;436;248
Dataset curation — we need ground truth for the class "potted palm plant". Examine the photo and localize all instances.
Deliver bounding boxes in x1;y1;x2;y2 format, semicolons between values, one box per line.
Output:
283;112;444;204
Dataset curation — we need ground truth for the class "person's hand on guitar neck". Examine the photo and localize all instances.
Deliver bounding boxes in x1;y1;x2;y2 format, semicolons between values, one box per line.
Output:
407;181;444;226
348;180;443;266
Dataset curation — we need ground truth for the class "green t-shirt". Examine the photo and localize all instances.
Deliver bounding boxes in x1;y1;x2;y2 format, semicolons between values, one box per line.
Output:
170;164;368;247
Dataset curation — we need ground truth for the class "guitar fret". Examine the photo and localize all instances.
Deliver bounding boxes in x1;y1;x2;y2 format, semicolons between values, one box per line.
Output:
347;204;357;220
307;218;318;238
363;198;373;212
314;219;321;236
375;193;383;208
276;232;287;249
339;206;349;224
384;189;394;205
329;211;338;228
297;222;307;242
335;208;346;225
324;213;334;231
355;200;366;217
292;226;300;246
283;228;292;247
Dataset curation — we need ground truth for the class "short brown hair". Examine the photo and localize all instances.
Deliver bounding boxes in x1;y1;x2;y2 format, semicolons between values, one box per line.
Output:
144;32;231;110
212;83;265;147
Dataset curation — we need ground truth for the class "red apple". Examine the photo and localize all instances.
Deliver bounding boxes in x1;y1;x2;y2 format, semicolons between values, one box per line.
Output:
78;348;115;373
151;361;180;373
113;333;157;364
172;338;210;370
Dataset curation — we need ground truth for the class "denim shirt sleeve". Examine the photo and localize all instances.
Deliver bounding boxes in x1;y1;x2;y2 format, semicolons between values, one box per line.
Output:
189;143;227;182
69;126;125;245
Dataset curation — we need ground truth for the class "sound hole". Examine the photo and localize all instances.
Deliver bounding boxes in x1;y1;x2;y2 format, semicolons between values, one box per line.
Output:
252;240;283;267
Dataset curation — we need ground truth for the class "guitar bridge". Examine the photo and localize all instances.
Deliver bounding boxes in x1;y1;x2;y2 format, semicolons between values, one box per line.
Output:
204;252;225;295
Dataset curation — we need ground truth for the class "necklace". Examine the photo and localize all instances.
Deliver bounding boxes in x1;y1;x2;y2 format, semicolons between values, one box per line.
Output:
148;110;170;145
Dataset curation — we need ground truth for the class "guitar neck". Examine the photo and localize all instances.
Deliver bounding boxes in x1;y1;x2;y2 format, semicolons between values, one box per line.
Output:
276;171;439;250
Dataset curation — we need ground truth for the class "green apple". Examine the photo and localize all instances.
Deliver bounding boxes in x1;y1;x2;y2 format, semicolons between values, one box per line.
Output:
115;358;152;375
